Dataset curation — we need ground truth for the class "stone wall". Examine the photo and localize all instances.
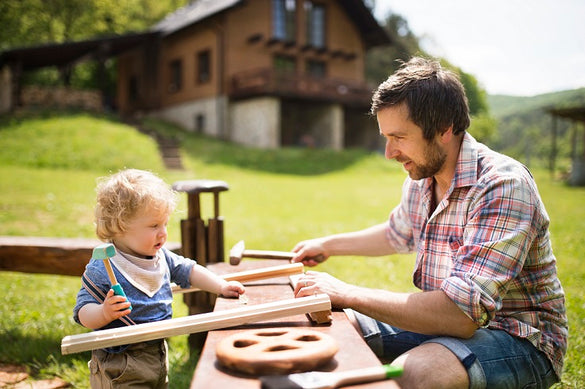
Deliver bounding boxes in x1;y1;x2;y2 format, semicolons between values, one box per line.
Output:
20;86;103;111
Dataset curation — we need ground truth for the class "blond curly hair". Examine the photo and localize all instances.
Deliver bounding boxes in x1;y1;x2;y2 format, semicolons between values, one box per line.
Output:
95;169;178;241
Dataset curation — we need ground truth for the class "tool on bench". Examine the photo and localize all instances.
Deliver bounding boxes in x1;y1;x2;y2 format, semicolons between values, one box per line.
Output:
92;243;132;311
260;363;403;389
229;240;324;266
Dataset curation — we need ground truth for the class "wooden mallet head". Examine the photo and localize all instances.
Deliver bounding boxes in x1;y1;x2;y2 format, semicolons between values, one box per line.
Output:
229;240;246;265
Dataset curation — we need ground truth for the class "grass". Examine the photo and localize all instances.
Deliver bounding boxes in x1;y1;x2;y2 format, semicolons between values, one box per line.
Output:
0;110;583;388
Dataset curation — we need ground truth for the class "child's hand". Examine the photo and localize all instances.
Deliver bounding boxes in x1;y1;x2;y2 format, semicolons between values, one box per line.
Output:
220;280;245;298
102;289;132;322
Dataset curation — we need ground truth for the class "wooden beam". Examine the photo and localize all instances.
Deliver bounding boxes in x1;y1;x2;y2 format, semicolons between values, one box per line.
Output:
0;236;181;277
61;294;331;355
172;263;304;293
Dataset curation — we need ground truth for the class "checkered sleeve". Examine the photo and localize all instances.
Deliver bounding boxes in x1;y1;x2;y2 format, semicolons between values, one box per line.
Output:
441;174;537;326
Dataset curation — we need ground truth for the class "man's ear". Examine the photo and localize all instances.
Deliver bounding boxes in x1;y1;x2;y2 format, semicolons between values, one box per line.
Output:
439;125;454;144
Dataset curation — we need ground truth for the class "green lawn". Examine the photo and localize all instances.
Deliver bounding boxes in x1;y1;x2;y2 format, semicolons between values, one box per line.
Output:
0;111;583;388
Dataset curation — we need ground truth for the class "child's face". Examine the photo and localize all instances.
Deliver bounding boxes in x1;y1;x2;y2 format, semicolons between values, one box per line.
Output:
113;208;170;258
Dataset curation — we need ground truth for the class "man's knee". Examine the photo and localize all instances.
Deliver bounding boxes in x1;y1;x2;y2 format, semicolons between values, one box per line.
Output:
392;342;469;389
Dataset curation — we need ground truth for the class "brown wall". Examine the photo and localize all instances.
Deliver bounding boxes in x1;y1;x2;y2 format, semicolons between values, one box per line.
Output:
158;20;220;108
118;0;369;112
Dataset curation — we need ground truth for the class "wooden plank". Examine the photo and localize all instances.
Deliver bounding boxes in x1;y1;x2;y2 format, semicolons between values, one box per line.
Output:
0;236;181;276
61;294;331;355
172;263;304;294
0;236;100;276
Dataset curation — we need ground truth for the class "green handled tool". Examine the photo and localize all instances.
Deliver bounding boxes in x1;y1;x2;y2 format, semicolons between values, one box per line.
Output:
260;364;403;389
92;243;132;311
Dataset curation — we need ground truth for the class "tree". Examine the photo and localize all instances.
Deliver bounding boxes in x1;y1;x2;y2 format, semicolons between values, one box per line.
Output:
366;9;496;142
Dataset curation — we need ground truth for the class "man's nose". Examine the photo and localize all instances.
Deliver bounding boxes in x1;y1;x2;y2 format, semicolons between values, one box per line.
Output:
385;139;399;160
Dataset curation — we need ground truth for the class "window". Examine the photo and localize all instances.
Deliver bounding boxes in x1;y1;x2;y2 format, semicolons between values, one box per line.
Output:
274;55;296;74
272;0;296;42
169;59;182;93
307;60;326;78
197;50;211;84
305;1;325;48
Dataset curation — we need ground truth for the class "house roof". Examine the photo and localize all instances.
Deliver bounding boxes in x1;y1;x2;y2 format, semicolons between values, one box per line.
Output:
153;0;390;47
152;0;243;35
0;0;389;71
0;32;157;71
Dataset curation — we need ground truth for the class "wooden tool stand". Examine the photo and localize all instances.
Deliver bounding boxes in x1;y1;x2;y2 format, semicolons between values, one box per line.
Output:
172;179;229;349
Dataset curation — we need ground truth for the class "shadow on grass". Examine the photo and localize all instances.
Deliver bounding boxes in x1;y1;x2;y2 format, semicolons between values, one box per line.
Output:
0;329;91;378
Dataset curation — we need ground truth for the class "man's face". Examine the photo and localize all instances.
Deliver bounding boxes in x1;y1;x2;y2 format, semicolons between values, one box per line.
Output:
377;104;447;180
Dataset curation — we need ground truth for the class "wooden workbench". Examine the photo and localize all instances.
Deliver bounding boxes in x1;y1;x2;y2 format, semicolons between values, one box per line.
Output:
190;260;389;388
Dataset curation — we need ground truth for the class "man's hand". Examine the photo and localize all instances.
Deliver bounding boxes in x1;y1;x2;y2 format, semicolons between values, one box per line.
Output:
293;271;356;307
291;239;329;266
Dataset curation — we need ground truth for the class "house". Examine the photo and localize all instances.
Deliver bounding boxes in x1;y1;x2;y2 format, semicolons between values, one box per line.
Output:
0;0;391;150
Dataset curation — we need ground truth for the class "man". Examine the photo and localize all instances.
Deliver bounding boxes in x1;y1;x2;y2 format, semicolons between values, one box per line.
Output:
292;57;567;389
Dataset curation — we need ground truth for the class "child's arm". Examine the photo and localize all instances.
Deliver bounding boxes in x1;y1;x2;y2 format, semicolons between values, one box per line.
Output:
77;289;132;329
189;263;245;297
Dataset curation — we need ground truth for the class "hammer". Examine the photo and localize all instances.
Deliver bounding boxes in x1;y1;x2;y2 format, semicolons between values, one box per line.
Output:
229;240;324;266
93;243;132;311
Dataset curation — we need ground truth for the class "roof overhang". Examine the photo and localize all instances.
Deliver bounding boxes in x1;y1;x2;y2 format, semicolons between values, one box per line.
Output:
547;106;585;123
0;32;158;71
338;0;392;48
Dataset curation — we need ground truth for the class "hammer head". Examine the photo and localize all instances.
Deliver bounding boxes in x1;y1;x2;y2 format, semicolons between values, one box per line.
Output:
93;243;116;260
229;240;245;265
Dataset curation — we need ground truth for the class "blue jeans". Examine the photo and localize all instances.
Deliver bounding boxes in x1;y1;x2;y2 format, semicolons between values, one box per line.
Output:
352;311;558;389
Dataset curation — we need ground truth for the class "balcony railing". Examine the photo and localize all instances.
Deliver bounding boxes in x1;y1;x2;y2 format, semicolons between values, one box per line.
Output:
229;68;373;108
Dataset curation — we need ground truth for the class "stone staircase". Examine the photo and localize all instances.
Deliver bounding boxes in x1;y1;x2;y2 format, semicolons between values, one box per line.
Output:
128;119;184;170
155;134;184;170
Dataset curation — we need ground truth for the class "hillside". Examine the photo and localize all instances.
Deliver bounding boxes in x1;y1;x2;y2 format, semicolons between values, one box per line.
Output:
486;88;585;170
488;88;585;119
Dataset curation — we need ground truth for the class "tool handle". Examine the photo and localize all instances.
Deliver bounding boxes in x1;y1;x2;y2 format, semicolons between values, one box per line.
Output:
111;283;132;311
243;249;294;259
336;364;403;387
103;259;118;285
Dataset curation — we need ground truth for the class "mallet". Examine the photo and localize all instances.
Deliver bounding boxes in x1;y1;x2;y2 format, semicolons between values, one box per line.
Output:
229;240;325;266
92;243;132;311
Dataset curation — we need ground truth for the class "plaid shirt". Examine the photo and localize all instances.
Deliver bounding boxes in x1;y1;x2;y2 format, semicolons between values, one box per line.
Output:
386;133;568;377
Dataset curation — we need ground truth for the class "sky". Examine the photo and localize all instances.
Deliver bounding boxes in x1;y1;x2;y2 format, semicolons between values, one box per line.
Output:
373;0;585;96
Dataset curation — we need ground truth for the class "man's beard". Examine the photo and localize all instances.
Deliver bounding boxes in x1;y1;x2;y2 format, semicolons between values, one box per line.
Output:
407;140;447;180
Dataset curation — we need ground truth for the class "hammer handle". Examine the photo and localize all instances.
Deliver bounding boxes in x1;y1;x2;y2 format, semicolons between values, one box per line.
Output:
103;259;118;285
242;249;294;260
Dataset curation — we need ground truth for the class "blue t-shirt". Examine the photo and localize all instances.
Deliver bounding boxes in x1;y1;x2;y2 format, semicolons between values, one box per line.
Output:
73;247;194;351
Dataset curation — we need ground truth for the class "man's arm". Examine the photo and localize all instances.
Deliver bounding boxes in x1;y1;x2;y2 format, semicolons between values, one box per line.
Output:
296;271;478;338
347;287;479;338
292;222;397;265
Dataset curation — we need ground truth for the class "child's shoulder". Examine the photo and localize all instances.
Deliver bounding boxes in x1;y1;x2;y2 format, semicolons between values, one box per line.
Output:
84;258;108;278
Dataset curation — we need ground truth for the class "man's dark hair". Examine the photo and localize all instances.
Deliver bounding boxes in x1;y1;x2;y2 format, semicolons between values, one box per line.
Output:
370;57;470;140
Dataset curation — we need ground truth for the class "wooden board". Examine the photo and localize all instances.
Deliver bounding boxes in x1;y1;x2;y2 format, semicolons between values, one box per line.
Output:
61;294;331;355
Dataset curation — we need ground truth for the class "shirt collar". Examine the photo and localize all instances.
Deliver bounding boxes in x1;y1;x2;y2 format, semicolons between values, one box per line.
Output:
452;132;478;189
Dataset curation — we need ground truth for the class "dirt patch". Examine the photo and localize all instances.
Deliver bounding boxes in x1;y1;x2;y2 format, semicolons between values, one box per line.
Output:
0;364;69;388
